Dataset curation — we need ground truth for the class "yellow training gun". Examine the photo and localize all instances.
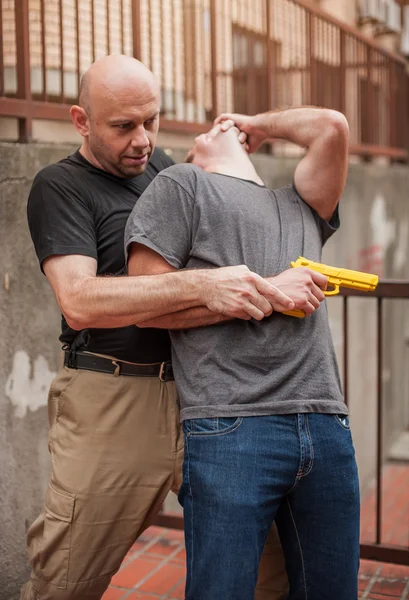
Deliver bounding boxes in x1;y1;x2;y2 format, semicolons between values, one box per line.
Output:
283;256;379;318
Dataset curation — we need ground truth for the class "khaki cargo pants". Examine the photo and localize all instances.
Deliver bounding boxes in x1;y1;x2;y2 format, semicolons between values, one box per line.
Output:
20;362;288;600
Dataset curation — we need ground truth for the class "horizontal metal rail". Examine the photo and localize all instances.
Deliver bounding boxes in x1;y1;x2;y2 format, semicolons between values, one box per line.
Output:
0;0;408;158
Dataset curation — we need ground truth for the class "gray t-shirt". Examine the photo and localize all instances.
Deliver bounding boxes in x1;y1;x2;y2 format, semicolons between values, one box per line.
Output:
125;163;347;420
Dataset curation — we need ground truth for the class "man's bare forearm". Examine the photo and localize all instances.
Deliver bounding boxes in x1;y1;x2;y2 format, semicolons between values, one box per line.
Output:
61;271;207;331
254;107;348;149
137;306;231;329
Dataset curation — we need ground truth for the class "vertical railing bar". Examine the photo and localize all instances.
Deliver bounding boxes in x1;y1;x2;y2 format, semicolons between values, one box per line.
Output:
309;12;316;105
183;2;190;121
376;296;383;545
388;60;394;150
210;0;218;120
148;0;153;70
131;0;141;60
40;0;47;101
367;46;373;146
91;0;96;63
75;0;80;100
159;0;164;117
194;0;203;123
192;1;198;123
266;0;273;123
172;0;177;120
120;0;125;55
343;296;348;408
0;0;4;96
106;0;110;55
406;69;409;157
180;3;186;121
15;0;32;141
59;0;65;102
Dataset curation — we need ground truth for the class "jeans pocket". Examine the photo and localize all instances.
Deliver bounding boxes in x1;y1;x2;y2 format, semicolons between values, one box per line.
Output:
333;414;351;430
183;416;243;437
39;484;76;588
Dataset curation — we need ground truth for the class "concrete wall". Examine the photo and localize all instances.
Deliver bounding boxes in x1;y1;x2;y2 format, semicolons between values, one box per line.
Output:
1;142;409;598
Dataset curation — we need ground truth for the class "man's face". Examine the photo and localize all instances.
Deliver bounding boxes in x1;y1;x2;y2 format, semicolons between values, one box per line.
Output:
86;86;160;178
185;124;244;167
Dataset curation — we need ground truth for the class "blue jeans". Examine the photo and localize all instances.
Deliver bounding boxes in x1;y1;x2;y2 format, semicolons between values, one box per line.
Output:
178;414;360;600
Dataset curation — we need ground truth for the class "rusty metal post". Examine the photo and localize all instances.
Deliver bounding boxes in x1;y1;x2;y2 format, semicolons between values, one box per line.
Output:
40;0;47;101
343;296;348;407
75;0;80;100
266;0;273;109
265;0;274;154
15;0;32;142
131;0;142;61
339;29;346;115
376;297;383;545
308;12;316;105
0;0;4;97
366;45;373;147
210;0;218;121
59;0;65;102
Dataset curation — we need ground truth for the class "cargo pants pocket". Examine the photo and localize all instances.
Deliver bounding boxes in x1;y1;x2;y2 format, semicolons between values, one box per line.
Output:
40;484;76;589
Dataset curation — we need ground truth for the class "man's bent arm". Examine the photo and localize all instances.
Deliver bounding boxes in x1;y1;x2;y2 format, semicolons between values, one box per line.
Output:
138;306;231;329
127;243;271;327
43;252;285;331
216;108;349;221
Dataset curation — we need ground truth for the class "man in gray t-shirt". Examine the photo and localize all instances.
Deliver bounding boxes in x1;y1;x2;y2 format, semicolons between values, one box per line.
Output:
125;109;359;600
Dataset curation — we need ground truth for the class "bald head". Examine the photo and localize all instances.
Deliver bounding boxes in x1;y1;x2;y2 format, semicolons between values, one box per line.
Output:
79;55;159;116
71;55;161;178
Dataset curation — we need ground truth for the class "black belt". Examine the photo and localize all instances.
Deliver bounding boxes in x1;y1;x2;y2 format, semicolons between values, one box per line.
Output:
63;349;174;381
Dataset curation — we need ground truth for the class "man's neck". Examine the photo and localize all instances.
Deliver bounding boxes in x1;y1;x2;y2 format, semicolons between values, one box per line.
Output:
202;156;265;187
79;144;105;172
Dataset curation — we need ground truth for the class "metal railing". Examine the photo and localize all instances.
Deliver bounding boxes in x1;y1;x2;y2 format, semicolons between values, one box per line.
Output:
0;0;409;160
341;282;409;566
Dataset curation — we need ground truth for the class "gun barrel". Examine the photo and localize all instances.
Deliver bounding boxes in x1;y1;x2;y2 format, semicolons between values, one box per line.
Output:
292;257;379;292
340;279;378;292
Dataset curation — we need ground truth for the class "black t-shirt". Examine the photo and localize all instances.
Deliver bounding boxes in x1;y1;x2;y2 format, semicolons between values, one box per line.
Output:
27;148;174;363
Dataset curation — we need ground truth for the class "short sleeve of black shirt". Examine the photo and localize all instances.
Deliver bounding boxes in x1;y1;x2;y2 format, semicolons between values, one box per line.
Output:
28;165;97;270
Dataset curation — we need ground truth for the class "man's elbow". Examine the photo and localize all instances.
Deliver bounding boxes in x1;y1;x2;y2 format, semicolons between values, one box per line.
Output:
322;110;349;146
60;299;92;331
63;310;90;332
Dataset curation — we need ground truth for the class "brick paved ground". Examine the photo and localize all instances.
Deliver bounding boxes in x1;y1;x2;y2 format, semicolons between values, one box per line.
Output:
103;463;409;600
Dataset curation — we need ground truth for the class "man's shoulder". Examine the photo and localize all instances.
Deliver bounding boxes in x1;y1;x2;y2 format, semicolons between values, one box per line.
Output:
33;153;81;186
155;163;203;189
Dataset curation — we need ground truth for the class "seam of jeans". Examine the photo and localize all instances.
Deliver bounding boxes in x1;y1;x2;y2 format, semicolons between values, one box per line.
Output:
300;415;314;478
186;417;243;438
186;436;194;593
286;497;308;600
298;414;306;476
288;415;303;494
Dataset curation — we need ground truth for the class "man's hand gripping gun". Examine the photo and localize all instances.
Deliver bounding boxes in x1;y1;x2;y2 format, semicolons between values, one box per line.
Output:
283;257;379;318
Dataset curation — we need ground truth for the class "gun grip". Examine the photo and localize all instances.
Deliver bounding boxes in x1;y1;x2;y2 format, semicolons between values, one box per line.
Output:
282;309;306;318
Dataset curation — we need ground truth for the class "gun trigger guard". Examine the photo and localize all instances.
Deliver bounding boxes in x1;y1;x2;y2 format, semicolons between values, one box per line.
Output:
324;284;340;297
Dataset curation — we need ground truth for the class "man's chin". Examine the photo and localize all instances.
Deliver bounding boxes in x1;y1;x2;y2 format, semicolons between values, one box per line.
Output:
119;151;152;177
115;159;150;178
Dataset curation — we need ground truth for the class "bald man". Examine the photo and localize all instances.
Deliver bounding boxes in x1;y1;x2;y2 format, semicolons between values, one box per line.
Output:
21;55;293;600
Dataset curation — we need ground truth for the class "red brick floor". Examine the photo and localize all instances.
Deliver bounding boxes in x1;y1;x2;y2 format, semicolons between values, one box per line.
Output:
103;463;409;600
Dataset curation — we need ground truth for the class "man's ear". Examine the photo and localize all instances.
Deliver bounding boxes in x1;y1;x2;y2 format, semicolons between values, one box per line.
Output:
70;105;90;137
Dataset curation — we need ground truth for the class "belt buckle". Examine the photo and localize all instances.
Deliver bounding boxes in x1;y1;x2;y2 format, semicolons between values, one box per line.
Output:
159;362;167;382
